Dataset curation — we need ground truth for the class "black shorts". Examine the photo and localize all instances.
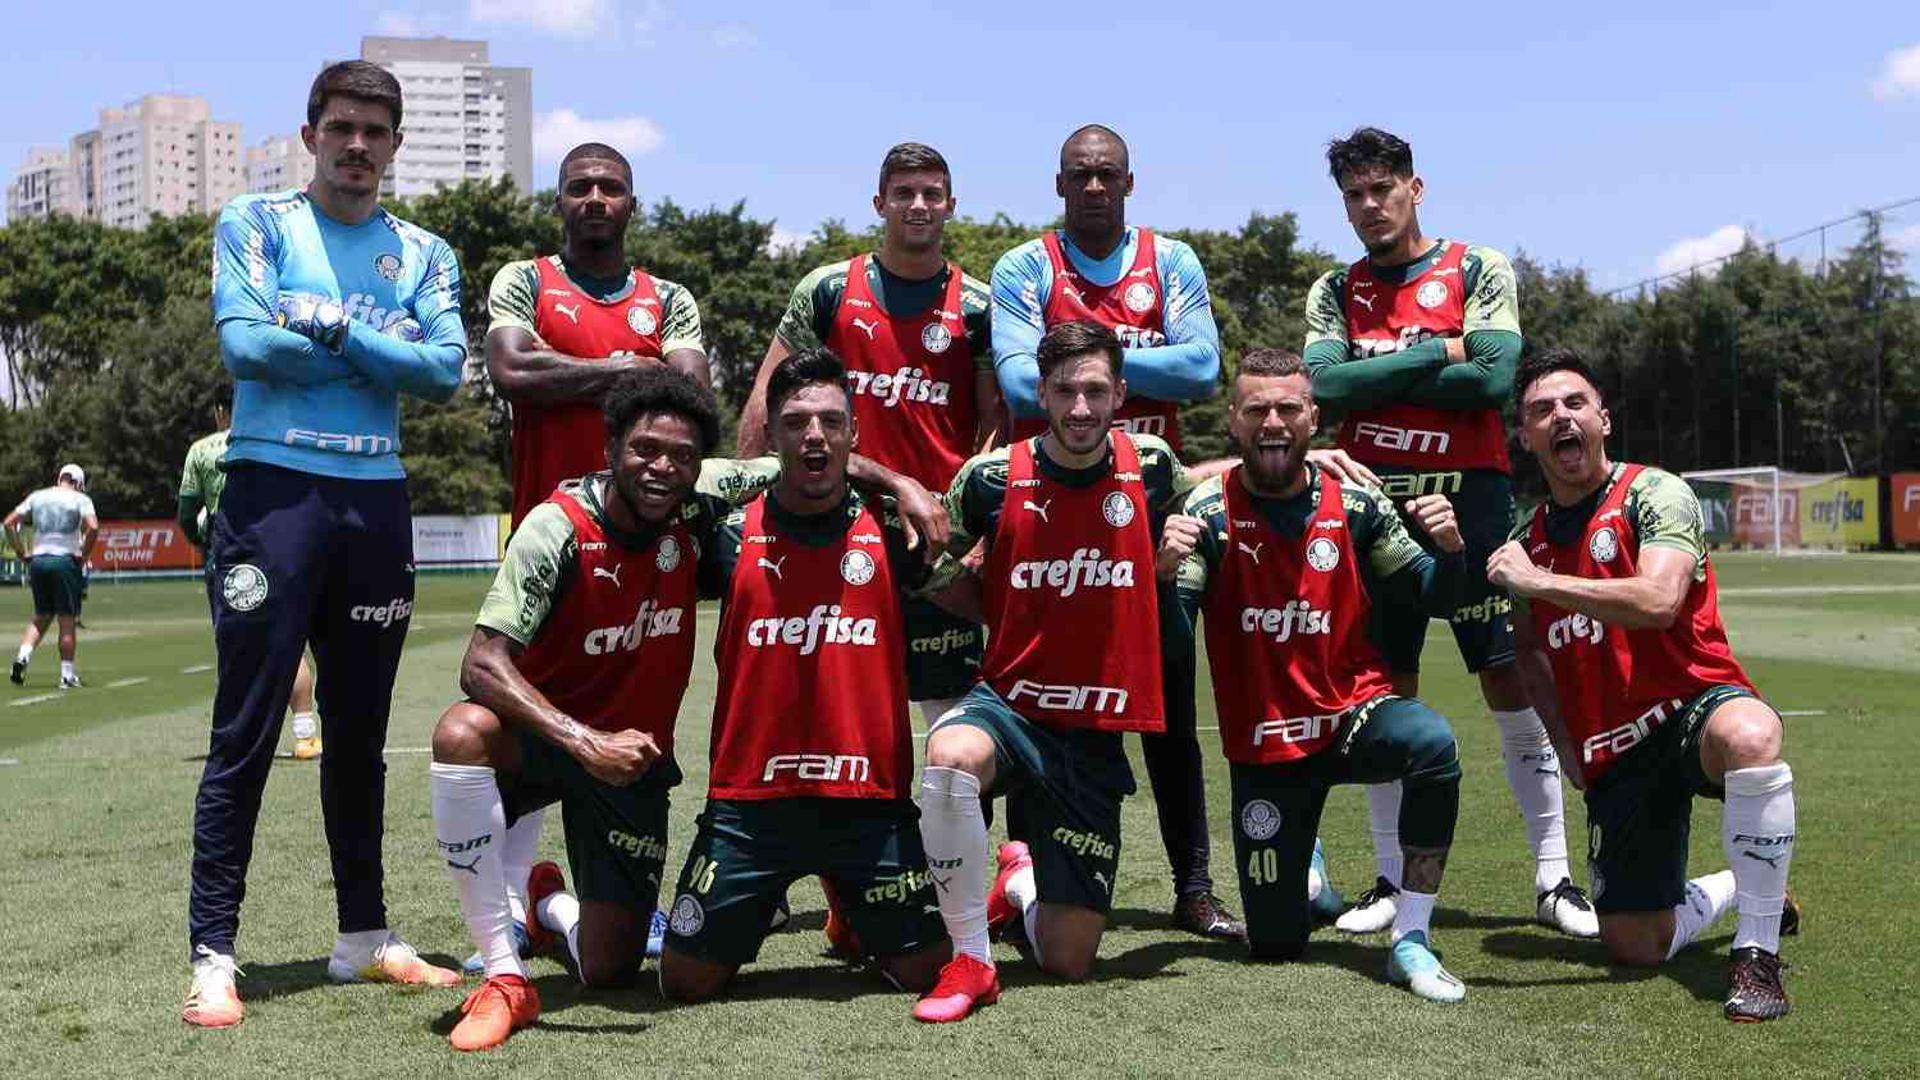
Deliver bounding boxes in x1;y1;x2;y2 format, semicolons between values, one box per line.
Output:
28;554;83;616
901;594;982;703
502;730;681;913
1582;685;1763;915
1370;467;1516;674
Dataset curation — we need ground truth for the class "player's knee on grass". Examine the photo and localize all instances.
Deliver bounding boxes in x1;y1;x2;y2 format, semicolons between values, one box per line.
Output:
877;939;953;993
431;702;506;766
658;946;738;1003
1699;698;1782;780
1599;913;1672;968
577;902;646;989
1034;903;1105;982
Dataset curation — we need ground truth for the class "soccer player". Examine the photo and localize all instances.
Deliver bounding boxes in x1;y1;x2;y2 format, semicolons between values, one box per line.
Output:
179;384;320;760
1160;348;1468;1002
991;126;1236;940
6;463;97;689
431;370;765;1050
1487;348;1799;1022
659;351;952;1002
739;141;997;721
487;141;710;528
475;139;709;970
186;61;467;1028
1304;127;1595;937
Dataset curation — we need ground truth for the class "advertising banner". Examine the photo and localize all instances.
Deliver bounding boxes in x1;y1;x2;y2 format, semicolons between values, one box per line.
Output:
95;519;202;570
412;515;500;566
1796;477;1877;548
1893;474;1920;547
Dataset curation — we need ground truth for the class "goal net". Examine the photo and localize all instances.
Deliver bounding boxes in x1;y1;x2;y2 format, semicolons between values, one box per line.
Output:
1680;466;1866;553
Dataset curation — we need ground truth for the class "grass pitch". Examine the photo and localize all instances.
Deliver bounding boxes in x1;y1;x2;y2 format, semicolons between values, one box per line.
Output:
0;554;1915;1077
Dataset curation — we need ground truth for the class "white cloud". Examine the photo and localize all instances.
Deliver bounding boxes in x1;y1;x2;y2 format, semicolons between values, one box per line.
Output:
533;109;665;163
469;0;613;38
1872;43;1920;100
372;10;430;36
766;225;810;254
711;23;758;50
1655;224;1752;278
1891;223;1920;255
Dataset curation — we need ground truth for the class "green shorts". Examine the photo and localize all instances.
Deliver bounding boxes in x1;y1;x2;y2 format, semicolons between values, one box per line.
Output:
500;730;679;914
1370;468;1516;674
1583;684;1762;915
663;797;947;966
1228;696;1460;955
932;682;1136;913
27;555;83;617
902;594;982;702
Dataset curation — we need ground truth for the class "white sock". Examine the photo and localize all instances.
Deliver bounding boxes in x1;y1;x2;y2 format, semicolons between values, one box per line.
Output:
1724;764;1795;954
60;659;75;681
1003;862;1043;963
1391;889;1438;943
500;809;545;927
536;890;584;968
334;928;390;957
920;766;993;964
429;762;525;978
1364;783;1404;887
289;711;317;741
1493;707;1571;892
15;644;30;664
1666;870;1738;960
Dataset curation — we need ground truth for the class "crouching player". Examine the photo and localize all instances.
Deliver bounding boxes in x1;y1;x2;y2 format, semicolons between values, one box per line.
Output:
429;370;774;1050
1161;348;1468;1001
658;350;953;1001
1488;348;1799;1022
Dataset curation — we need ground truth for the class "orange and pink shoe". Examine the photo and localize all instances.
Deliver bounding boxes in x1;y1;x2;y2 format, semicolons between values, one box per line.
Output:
985;841;1033;940
449;973;541;1051
326;931;461;987
524;861;568;955
182;946;245;1028
912;953;1001;1023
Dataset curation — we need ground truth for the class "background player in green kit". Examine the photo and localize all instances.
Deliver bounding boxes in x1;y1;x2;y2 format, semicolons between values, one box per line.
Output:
738;142;997;720
1304;127;1596;939
178;383;320;760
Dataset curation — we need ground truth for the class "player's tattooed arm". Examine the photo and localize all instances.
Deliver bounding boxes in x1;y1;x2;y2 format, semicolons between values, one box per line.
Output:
459;627;660;785
1509;613;1585;790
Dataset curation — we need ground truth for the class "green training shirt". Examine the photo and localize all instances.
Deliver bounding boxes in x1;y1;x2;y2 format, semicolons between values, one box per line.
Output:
487;257;704;354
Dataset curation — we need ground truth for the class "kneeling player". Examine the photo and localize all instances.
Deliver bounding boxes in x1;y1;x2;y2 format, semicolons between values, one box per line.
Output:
658;351;952;1001
430;371;776;1050
1488;348;1799;1022
1162;349;1468;1000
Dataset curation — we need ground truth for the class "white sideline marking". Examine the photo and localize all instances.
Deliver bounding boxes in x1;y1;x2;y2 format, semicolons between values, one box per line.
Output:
0;758;19;766
8;694;56;707
105;677;149;689
180;664;214;674
1720;584;1920;597
1779;710;1826;717
385;747;433;755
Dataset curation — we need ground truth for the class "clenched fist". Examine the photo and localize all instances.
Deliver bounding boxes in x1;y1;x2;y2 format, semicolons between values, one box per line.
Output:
1158;513;1206;581
1403;494;1464;555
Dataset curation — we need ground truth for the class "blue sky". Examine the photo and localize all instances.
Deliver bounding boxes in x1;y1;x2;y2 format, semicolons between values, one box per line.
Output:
3;1;1917;291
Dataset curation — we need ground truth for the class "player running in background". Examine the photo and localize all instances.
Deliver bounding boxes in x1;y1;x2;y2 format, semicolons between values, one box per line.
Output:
431;370;771;1050
6;463;97;689
1160;349;1468;1002
186;61;467;1028
1304;127;1596;938
1488;348;1799;1022
991;126;1236;941
659;351;954;1002
473;139;710;972
739;141;997;721
179;383;320;760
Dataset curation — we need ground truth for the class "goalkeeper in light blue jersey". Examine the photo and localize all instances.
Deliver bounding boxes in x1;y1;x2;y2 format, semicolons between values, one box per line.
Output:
185;60;466;1030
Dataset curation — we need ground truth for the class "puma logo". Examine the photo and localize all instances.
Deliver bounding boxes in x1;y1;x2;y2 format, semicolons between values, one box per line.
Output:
757;556;787;580
1236;541;1262;564
851;317;880;340
1022;499;1051;523
553;302;582;324
1742;850;1783;869
1351;292;1377;312
593;564;623;588
446;857;481;876
1093;871;1112;893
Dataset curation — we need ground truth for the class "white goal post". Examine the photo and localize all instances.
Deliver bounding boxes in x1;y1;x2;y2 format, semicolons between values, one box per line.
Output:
1680;466;1848;554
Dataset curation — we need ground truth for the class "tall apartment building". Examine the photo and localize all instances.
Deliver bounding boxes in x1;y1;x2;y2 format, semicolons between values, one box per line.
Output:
360;36;532;198
246;133;315;193
6;147;72;221
37;94;246;228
